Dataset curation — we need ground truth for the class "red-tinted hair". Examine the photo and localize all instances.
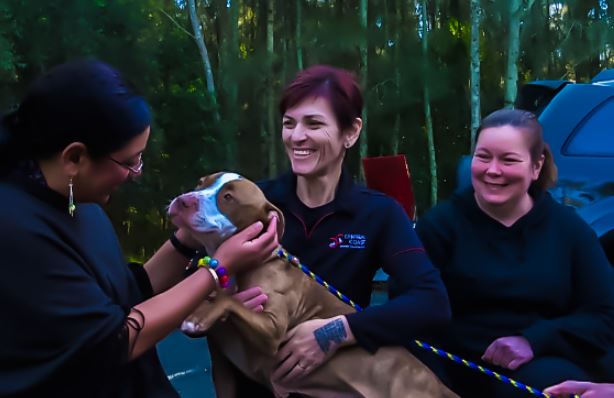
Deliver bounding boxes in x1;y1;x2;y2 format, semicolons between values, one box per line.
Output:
279;65;363;131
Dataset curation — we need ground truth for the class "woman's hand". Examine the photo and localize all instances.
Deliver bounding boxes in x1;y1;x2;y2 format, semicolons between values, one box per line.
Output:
271;316;355;385
481;336;534;370
214;214;278;276
544;381;614;398
233;287;267;312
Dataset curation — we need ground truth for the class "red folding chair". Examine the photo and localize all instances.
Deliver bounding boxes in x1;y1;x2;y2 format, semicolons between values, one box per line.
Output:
362;154;417;221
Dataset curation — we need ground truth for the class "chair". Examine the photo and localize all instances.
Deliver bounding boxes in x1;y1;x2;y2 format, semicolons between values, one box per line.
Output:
362;154;417;221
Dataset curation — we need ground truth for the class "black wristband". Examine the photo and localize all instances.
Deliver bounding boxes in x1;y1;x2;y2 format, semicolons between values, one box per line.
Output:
170;231;199;259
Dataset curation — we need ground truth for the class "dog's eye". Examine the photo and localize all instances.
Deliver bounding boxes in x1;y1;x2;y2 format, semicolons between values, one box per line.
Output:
223;193;233;201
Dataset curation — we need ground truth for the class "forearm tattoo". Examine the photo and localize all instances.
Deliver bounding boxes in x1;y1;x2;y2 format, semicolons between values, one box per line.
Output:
314;319;346;353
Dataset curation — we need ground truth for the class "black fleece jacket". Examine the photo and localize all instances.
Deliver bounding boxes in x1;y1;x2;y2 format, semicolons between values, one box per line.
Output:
415;187;614;372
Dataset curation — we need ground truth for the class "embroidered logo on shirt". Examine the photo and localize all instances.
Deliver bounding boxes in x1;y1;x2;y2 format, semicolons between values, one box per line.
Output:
328;233;367;249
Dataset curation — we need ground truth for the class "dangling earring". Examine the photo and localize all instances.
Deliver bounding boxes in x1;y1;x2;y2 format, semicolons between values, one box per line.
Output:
68;177;76;217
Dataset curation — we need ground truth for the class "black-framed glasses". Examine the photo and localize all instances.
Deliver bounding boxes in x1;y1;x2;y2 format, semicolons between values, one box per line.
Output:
107;152;144;174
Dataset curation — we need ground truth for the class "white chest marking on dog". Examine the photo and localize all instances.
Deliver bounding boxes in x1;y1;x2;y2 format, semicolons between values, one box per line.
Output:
195;172;242;239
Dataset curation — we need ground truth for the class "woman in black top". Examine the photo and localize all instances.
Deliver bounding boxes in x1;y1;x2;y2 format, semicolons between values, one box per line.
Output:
415;109;614;398
0;59;278;397
210;65;450;397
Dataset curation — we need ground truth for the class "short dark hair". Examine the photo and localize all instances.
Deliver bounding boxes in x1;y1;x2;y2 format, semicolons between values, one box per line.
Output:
476;108;557;192
279;65;363;132
0;59;151;174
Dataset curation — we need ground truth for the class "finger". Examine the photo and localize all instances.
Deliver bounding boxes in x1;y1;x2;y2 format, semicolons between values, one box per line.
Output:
281;325;299;344
275;336;296;363
256;216;278;248
233;286;264;302
491;346;506;368
279;363;308;384
543;381;590;395
271;353;297;382
481;343;495;363
237;221;265;241
242;294;268;311
506;358;524;371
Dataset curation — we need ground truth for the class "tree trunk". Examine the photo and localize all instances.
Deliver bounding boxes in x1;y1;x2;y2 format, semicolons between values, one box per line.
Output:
503;0;522;108
470;0;481;151
296;0;303;70
421;0;438;205
392;0;401;154
187;0;220;122
216;0;239;168
266;0;277;177
359;0;368;177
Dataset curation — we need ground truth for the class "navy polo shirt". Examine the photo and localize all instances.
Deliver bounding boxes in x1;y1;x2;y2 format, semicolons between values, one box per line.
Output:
259;171;451;352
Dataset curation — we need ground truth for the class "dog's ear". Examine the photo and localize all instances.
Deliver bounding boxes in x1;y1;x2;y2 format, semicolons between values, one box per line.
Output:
264;201;285;239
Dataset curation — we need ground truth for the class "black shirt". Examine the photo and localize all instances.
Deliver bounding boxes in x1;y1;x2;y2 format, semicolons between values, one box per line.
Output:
0;173;177;398
416;187;614;376
259;171;451;351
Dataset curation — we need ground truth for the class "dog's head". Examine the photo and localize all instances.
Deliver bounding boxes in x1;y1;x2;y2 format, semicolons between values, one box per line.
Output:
168;172;284;248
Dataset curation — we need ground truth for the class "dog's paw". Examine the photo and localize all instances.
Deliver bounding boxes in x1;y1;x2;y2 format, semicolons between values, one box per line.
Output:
180;319;209;337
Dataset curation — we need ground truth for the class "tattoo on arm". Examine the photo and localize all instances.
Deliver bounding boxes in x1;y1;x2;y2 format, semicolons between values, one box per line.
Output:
314;319;347;353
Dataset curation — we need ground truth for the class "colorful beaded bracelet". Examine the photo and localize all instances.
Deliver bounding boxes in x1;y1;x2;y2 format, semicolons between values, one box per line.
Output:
197;256;230;288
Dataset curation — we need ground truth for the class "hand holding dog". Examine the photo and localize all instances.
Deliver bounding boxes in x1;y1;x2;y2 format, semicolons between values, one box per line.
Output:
481;336;534;370
214;214;278;276
271;316;356;385
233;287;268;312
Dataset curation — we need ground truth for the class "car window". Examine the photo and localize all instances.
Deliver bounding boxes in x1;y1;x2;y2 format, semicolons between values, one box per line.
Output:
564;97;614;157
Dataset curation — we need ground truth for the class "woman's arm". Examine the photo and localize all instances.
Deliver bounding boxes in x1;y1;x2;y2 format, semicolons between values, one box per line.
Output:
143;229;201;295
521;218;614;360
128;219;279;360
345;201;452;352
271;201;451;384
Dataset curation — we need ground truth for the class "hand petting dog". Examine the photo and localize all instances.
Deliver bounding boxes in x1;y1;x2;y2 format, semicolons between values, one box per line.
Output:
272;316;356;384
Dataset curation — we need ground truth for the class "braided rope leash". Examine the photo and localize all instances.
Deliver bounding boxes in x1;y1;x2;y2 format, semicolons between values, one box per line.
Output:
275;247;578;398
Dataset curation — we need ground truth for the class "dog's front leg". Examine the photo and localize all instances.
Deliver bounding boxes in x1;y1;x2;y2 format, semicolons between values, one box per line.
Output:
181;294;231;337
223;292;291;357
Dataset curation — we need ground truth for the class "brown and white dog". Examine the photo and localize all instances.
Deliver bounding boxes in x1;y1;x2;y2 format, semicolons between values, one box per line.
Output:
168;172;459;398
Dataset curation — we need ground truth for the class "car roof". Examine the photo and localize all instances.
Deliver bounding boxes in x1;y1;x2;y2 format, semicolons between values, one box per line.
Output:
537;82;614;182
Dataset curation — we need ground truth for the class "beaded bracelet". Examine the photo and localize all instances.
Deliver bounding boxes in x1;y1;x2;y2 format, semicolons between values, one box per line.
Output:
197;256;230;288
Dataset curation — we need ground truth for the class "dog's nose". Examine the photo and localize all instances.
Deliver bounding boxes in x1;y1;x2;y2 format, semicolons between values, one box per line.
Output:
179;194;199;209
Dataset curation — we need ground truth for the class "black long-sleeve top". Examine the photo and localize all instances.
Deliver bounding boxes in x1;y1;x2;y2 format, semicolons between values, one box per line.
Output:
259;171;451;352
0;173;177;397
415;187;614;376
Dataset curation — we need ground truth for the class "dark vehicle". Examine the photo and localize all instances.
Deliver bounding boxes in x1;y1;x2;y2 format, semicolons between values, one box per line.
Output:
515;70;614;264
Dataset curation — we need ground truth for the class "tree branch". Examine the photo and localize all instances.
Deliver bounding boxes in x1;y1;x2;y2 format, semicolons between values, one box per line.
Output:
158;7;195;39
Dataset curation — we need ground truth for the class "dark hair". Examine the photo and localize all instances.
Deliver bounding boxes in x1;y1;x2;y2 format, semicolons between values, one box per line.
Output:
279;65;363;132
0;59;151;175
476;108;557;192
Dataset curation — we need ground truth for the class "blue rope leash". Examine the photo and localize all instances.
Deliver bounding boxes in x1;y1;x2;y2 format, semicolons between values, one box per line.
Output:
275;247;576;398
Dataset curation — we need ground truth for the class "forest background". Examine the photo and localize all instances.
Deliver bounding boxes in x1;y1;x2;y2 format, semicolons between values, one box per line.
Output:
1;0;612;260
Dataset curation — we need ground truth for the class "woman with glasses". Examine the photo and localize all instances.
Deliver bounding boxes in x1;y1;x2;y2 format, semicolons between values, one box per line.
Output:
0;59;278;398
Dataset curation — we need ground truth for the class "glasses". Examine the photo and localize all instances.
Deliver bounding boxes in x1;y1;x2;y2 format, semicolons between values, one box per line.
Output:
107;153;144;174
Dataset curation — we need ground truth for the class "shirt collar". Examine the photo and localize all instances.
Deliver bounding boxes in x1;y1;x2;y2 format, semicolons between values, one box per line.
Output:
266;168;359;214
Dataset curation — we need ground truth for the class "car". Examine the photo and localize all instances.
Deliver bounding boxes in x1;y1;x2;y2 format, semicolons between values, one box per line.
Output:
514;70;614;264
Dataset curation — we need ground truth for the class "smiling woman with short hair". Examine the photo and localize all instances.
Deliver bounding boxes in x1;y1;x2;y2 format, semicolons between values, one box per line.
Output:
215;64;452;398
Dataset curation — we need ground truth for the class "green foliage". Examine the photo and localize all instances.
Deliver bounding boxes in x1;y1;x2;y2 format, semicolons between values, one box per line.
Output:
1;0;612;259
